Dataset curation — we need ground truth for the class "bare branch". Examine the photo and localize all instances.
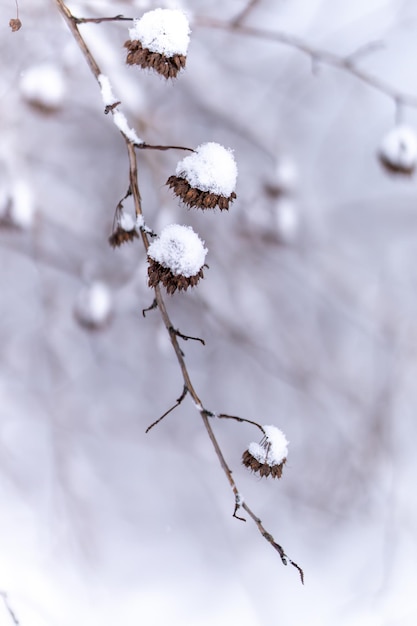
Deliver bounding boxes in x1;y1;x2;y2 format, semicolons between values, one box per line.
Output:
194;17;417;110
53;0;303;580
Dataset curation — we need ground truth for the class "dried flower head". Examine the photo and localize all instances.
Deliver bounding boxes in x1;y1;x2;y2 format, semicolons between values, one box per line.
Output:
242;425;289;479
109;211;139;248
124;9;190;79
9;18;22;32
167;142;238;210
147;224;207;294
379;125;417;175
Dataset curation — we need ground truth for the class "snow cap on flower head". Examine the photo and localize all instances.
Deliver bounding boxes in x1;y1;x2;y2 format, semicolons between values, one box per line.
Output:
242;425;289;479
167;142;238;210
379;125;417;175
147;224;207;294
125;9;190;79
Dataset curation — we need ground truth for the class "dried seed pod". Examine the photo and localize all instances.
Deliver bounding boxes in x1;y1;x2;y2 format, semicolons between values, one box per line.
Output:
167;143;238;211
379;125;417;175
242;426;289;479
147;224;207;294
124;9;190;79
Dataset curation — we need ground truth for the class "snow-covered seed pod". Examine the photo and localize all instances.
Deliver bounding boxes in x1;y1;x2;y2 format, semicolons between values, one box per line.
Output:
167;142;238;210
20;63;66;111
147;224;207;294
124;9;190;79
108;211;139;248
379;125;417;175
242;425;289;479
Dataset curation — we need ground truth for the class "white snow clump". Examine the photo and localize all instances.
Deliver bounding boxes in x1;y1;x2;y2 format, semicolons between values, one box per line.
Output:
75;282;113;329
249;425;289;466
112;110;143;145
98;74;118;107
20;64;66;110
176;142;238;196
379;125;417;173
129;9;190;57
147;224;207;277
119;211;135;232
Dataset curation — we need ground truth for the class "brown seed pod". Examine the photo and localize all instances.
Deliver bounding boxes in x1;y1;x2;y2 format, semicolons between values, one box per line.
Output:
124;40;186;79
167;175;236;211
9;18;22;32
108;226;139;248
242;449;286;479
147;258;204;295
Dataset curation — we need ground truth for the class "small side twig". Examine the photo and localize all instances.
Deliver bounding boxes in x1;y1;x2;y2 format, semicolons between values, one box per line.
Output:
213;412;265;433
146;386;188;433
74;14;134;24
139;143;194;152
142;298;158;317
170;327;206;346
233;492;246;522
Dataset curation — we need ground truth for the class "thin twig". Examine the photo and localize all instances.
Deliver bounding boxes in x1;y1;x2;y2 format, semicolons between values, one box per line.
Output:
232;0;262;26
171;327;206;346
74;14;133;24
0;592;19;626
142;298;158;317
241;504;304;583
146;386;188;433
195;17;417;110
214;412;265;432
139;143;194;152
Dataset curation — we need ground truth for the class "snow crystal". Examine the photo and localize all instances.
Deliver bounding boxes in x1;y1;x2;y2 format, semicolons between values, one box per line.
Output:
20;63;66;110
98;74;118;107
75;282;113;329
176;142;238;196
379;125;417;172
249;425;289;466
147;224;207;277
119;211;135;232
129;9;190;57
112;110;143;145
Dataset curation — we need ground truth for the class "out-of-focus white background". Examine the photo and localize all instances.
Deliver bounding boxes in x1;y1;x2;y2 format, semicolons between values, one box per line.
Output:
1;0;417;624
